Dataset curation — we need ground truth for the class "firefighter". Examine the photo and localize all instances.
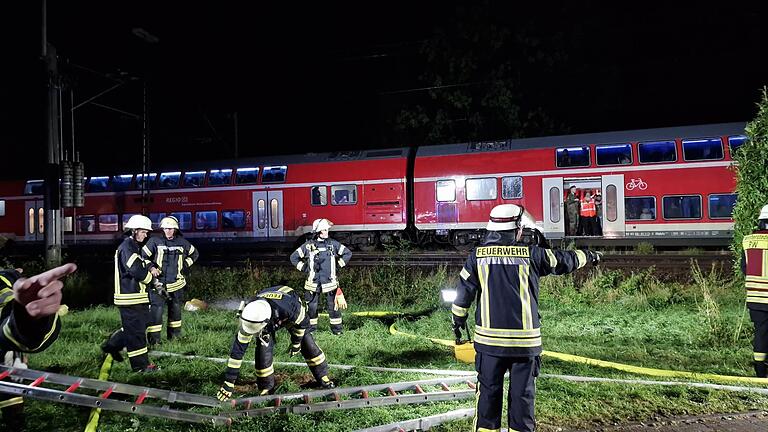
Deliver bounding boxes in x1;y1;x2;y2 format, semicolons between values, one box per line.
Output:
451;204;601;432
289;218;351;334
0;263;77;429
142;216;199;345
216;285;335;401
564;185;580;236
101;215;160;373
743;204;768;377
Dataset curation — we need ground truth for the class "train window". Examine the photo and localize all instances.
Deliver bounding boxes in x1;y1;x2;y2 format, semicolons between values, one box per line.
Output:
466;178;497;201
62;216;73;233
605;185;618;222
38;208;44;233
331;185;358;205
662;195;701;219
149;213;166;229
257;200;266;229
262;166;287;183
311;186;327;206
596;144;632;166
638;140;676;164
136;173;157;190
436;180;456;202
625;197;656;220
501;176;523;200
88;176;109;192
236;167;259;185
158;172;181;189
222;210;246;229
183;171;206;188
708;194;737;219
77;215;96;233
209;169;233;186
121;213;138;230
195;211;218;230
170;212;193;230
728;135;747;156
24;180;44;195
549;187;561;223
111;175;133;192
28;208;34;234
98;214;119;232
682;138;723;161
270;200;279;229
0;200;4;217
556;147;590;168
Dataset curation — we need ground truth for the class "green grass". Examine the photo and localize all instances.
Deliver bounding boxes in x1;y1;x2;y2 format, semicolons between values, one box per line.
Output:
17;262;768;431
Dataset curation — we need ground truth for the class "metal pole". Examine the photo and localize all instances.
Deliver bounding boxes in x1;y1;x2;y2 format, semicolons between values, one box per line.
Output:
71;90;77;245
43;0;62;266
141;82;149;214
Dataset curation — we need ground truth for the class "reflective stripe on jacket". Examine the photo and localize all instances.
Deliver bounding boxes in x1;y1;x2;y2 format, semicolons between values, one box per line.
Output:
142;236;199;292
743;232;768;311
114;237;153;306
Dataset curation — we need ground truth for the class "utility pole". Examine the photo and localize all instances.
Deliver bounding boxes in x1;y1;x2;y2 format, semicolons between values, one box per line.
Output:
42;0;62;266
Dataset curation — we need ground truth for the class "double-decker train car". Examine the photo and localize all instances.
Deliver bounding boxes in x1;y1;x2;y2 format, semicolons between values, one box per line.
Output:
0;122;748;250
413;122;746;247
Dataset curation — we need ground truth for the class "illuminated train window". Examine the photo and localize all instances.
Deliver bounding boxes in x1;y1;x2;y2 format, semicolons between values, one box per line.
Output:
0;200;5;217
556;147;590;168
595;143;632;166
111;175;133;192
38;208;44;233
236;167;259;185
331;185;357;205
638;140;676;164
183;171;206;188
605;185;618;222
262;166;287;183
501;176;523;199
149;213;166;229
311;186;328;206
88;176;109;192
28;208;34;234
708;194;737;219
466;178;497;201
24;180;44;195
209;169;233;186
682;138;723;161
159;172;181;189
270;200;279;229
257;200;266;229
98;214;119;232
549;187;561;223
77;215;96;233
436;180;456;202
196;211;218;230
136;173;157;190
170;212;193;230
728;135;747;156
222;210;246;229
662;195;701;219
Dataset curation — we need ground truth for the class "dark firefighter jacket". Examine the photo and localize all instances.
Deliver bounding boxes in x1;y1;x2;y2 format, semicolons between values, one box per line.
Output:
452;232;588;357
743;231;768;311
235;286;308;354
114;236;155;306
0;269;61;353
142;235;199;293
290;238;352;293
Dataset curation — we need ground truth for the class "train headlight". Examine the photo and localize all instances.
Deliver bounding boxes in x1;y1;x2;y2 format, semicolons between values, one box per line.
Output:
441;289;457;304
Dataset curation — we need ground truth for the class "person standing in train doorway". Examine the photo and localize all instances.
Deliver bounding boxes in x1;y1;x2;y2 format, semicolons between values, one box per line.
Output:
743;204;768;377
579;190;597;236
141;216;199;346
565;186;580;236
290;218;352;334
593;189;604;236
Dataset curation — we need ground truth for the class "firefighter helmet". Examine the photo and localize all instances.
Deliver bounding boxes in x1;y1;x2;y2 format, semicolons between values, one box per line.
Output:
487;204;525;231
240;300;271;335
312;218;333;233
760;204;768;221
124;215;152;231
160;216;180;230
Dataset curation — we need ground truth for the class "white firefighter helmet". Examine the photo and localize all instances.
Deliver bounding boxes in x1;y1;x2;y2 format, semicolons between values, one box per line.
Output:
486;204;525;231
160;216;180;230
240;300;271;335
312;218;333;233
760;204;768;221
124;215;152;231
518;208;543;232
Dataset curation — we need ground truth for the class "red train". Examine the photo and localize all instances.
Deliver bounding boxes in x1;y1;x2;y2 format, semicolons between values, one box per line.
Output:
0;122;746;250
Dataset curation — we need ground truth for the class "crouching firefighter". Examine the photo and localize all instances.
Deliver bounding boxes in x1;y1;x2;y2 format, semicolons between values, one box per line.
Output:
290;218;351;334
743;204;768;377
217;285;335;401
451;204;601;432
142;216;199;345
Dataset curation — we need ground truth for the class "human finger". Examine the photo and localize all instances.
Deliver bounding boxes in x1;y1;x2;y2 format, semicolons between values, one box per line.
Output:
26;263;77;287
25;289;62;318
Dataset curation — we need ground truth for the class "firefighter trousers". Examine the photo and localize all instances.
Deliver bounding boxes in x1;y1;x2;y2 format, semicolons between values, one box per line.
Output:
104;305;150;371
147;288;184;344
305;289;342;334
474;352;540;432
750;308;768;377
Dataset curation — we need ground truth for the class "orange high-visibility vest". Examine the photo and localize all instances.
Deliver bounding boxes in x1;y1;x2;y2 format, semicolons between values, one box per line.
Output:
580;199;596;217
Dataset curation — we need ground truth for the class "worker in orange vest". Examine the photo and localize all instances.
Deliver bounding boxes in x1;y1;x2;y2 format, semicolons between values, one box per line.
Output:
579;190;597;236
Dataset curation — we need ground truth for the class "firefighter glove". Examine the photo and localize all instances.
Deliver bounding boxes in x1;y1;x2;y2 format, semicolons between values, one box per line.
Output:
586;250;603;266
217;382;235;402
334;290;348;311
289;345;301;357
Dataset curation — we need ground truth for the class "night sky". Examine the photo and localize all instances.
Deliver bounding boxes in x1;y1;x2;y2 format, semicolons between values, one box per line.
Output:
2;2;767;179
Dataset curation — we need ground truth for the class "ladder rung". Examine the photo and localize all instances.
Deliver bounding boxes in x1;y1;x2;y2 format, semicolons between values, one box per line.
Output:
135;390;149;405
332;392;340;402
65;380;82;393
0;370;10;380
30;375;47;387
100;385;116;399
465;380;476;390
303;394;311;404
439;382;450;391
274;397;282;407
387;387;397;397
413;385;424;394
361;390;369;399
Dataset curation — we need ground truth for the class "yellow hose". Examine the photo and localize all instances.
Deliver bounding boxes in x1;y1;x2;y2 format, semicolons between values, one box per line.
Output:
84;354;114;432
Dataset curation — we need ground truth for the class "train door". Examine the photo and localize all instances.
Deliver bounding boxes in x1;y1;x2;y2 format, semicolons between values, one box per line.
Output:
252;191;284;239
24;200;44;241
541;177;565;238
601;174;625;238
